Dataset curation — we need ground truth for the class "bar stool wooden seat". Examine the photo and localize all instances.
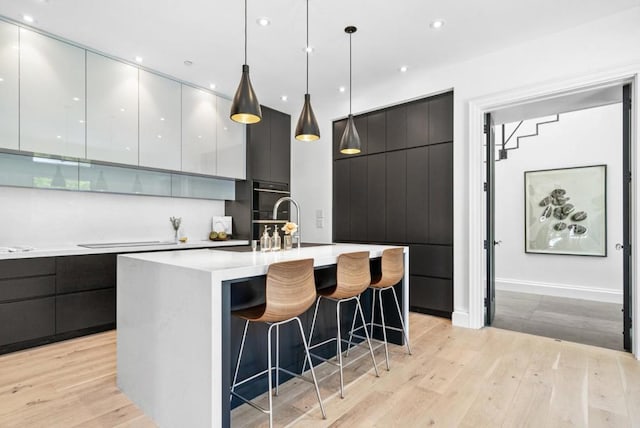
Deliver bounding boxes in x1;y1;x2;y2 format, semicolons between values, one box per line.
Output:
230;259;326;427
303;251;379;398
347;247;411;370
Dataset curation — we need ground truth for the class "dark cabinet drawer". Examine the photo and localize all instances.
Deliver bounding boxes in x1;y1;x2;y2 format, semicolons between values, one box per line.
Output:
0;276;56;302
56;254;116;294
0;257;55;280
409;276;452;313
409;245;453;278
56;288;116;333
0;297;55;346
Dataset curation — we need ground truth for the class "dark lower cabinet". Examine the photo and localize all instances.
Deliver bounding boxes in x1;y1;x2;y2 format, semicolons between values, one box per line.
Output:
56;288;116;333
409;276;453;316
0;254;117;355
0;297;55;346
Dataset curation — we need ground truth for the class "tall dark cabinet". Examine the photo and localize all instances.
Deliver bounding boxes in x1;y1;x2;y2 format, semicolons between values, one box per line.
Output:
226;105;292;240
332;91;454;317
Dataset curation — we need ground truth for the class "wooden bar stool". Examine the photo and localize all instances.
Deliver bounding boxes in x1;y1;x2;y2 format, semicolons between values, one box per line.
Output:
230;259;326;427
347;247;411;370
303;251;379;398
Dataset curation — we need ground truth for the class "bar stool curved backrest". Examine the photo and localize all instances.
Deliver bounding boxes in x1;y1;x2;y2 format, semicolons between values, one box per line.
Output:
373;247;404;288
331;251;372;300
257;258;317;323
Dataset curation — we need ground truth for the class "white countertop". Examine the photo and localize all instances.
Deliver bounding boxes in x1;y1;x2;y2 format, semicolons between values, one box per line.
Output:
0;239;248;260
120;243;406;282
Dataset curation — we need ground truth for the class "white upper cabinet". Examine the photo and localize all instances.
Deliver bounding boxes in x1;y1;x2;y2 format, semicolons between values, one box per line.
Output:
86;53;138;165
216;97;246;180
181;85;217;175
0;21;18;151
19;29;85;158
139;70;181;170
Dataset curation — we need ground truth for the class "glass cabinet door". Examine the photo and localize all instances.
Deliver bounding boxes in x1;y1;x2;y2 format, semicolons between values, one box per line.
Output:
0;21;18;151
181;85;216;175
86;52;138;165
216;96;245;179
139;70;181;170
19;28;85;158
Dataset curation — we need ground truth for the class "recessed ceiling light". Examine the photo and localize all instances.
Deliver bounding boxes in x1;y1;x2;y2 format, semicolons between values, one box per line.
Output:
79;120;84;124
72;97;80;101
120;107;126;112
22;14;35;23
209;83;216;90
184;60;193;66
160;117;165;121
430;20;445;29
157;135;162;139
338;86;346;93
135;56;143;63
303;46;314;53
256;17;271;27
56;135;61;139
399;66;408;73
0;78;4;82
281;95;288;101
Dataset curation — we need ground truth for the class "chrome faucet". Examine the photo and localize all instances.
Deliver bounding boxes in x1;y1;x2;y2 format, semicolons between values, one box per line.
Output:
273;197;301;249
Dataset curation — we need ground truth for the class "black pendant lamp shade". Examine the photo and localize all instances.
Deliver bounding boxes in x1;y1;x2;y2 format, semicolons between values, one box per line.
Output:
339;26;361;154
295;0;320;141
230;64;262;124
230;0;262;124
295;93;320;141
339;114;361;154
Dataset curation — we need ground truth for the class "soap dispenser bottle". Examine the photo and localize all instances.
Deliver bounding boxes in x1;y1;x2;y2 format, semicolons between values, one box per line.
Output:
260;226;271;252
272;227;281;251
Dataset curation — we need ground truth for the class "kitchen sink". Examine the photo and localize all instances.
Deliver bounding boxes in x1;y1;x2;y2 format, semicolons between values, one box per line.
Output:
78;241;178;249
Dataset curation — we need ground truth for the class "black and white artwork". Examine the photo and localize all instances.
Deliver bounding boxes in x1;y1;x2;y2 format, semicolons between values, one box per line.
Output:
524;165;606;256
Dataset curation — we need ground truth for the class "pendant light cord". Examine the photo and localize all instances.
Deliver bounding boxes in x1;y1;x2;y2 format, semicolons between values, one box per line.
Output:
349;32;352;114
244;0;248;64
306;0;309;94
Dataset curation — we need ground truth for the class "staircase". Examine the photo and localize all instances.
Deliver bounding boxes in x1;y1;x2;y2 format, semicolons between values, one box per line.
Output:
494;114;559;162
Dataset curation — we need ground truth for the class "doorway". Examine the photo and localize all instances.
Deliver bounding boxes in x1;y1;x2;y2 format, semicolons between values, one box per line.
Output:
484;85;633;352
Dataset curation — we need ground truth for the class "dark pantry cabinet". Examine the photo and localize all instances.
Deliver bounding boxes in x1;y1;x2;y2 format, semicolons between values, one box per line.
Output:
332;91;454;317
0;254;116;354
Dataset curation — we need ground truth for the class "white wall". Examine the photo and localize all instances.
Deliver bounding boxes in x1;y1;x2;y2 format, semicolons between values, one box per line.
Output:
291;7;640;325
494;104;623;303
0;187;224;247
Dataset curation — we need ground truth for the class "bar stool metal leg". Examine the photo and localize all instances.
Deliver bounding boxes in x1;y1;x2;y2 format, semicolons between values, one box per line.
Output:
370;288;377;338
336;300;344;398
356;296;379;377
267;324;275;428
378;289;390;371
275;324;280;396
302;296;322;373
345;300;359;357
391;286;412;355
231;320;250;399
294;317;327;419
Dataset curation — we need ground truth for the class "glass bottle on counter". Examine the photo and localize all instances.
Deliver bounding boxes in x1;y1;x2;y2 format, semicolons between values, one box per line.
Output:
260;226;272;252
272;228;281;251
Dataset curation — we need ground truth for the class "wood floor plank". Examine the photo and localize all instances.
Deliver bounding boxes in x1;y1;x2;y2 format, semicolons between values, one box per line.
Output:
0;314;638;427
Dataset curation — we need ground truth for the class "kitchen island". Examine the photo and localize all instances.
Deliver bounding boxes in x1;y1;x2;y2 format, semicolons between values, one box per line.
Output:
117;244;409;428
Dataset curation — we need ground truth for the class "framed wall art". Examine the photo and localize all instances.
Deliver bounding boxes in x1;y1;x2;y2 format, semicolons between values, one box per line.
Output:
524;165;607;256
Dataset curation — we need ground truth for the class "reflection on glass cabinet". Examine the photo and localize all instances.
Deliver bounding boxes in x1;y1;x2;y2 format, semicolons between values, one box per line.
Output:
139;70;181;171
0;151;235;201
19;29;86;158
182;85;217;175
216;97;246;179
86;52;139;165
0;21;19;151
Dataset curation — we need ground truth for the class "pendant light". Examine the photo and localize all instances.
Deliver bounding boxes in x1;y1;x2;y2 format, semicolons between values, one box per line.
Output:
230;0;262;124
294;0;320;141
339;26;361;154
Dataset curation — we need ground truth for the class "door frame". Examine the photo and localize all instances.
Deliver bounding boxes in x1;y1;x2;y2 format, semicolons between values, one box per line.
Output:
466;66;639;357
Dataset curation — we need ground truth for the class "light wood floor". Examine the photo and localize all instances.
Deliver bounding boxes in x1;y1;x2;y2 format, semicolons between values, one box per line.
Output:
1;313;639;427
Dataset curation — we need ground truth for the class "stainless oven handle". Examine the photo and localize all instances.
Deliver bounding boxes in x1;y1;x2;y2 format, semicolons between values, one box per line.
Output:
254;188;290;195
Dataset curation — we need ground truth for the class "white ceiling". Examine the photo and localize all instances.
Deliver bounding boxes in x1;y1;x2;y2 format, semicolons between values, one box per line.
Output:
0;0;638;117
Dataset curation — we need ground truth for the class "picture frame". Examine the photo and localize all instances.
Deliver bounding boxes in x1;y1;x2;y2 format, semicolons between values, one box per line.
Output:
524;165;607;257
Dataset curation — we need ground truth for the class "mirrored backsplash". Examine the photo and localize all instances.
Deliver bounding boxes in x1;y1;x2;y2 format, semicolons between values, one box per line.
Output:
0;151;235;201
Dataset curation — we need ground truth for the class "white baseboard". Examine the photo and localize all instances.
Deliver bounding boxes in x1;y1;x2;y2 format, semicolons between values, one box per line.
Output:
452;311;471;328
495;278;623;304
